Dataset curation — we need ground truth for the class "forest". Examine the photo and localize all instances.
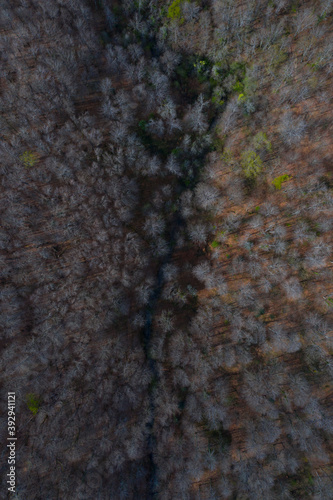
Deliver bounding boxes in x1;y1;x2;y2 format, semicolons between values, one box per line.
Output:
0;0;332;499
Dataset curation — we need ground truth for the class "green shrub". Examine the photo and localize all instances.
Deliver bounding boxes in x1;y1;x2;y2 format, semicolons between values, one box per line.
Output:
167;0;184;21
194;58;211;82
252;132;272;152
241;150;263;180
325;297;333;307
272;174;290;190
229;61;246;77
193;60;207;73
20;150;37;167
211;94;225;106
232;81;244;93
243;71;258;96
211;62;225;82
269;44;288;68
138;120;147;131
26;393;41;415
211;135;224;152
317;12;327;23
220;148;233;164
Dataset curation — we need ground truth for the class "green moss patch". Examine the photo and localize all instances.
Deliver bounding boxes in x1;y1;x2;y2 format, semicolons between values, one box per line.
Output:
20;150;37;168
26;393;41;415
272;174;290;190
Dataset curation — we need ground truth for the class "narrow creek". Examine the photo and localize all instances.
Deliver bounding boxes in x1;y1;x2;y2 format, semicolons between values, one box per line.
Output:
141;103;221;496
